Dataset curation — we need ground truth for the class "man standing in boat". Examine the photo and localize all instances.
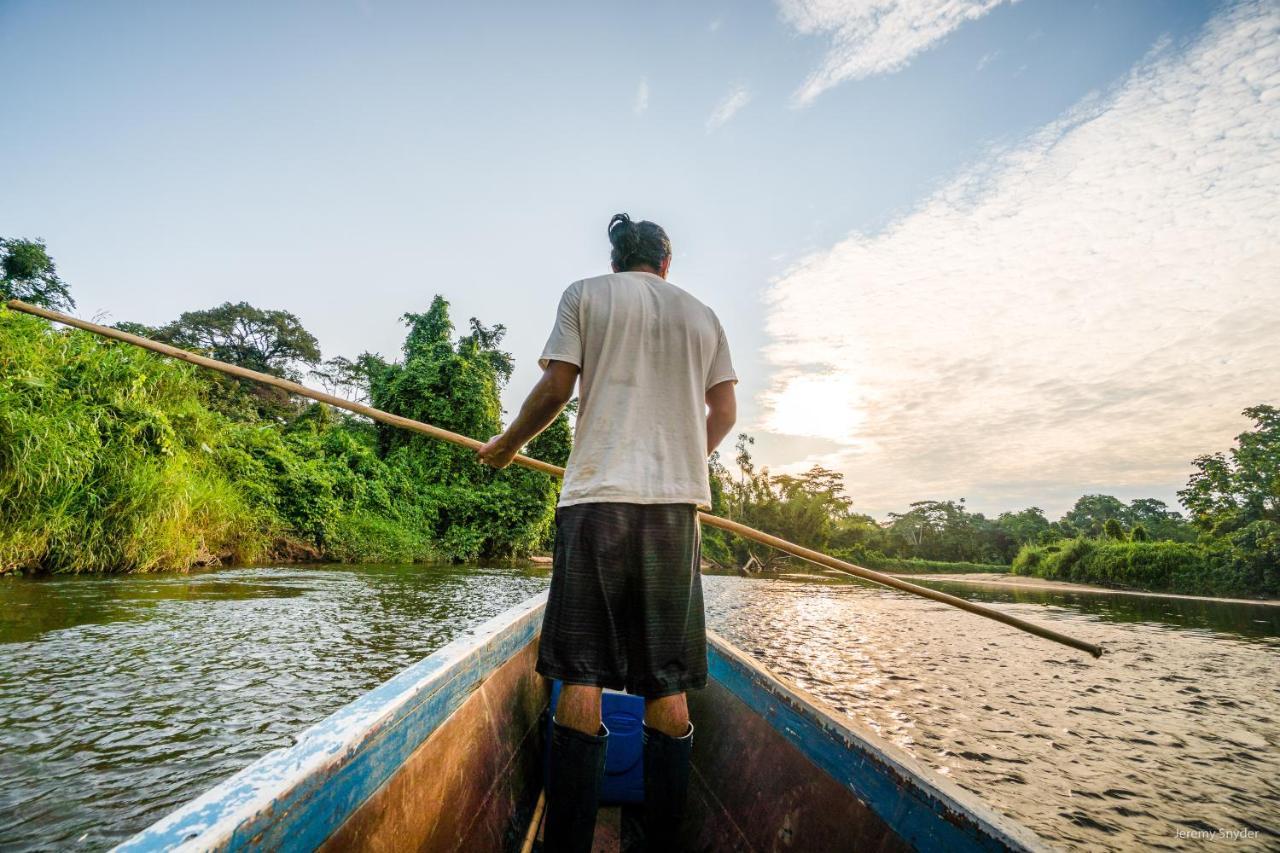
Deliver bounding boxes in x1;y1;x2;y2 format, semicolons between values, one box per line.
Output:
479;213;737;851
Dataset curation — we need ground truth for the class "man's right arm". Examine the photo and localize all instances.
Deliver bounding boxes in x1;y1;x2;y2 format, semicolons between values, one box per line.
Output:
706;380;737;455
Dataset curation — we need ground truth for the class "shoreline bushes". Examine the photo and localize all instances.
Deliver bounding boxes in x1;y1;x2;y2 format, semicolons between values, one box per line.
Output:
1011;537;1277;598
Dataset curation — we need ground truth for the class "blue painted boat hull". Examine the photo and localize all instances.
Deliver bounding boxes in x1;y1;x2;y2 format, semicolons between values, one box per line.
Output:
117;593;1047;852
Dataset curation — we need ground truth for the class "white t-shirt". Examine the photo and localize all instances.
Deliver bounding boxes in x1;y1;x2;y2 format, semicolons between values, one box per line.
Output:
539;272;737;509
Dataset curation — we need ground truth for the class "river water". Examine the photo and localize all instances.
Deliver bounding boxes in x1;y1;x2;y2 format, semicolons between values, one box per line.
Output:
1;565;1276;851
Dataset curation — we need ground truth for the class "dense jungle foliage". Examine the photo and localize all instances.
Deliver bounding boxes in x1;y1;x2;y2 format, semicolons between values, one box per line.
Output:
0;244;570;573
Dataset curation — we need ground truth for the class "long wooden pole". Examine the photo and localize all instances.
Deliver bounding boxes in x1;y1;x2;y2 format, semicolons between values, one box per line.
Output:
6;298;1103;658
519;789;546;853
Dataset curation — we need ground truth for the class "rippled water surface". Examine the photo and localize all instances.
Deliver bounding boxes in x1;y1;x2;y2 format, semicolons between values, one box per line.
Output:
0;564;551;850
704;572;1280;852
2;565;1278;851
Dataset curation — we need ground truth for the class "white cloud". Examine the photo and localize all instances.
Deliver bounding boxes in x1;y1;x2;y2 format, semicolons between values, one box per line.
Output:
633;77;649;115
779;0;1014;104
762;1;1280;516
706;84;752;131
976;49;1000;71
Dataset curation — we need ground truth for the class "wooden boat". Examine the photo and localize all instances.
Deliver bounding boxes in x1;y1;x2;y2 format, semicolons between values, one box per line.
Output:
116;593;1048;852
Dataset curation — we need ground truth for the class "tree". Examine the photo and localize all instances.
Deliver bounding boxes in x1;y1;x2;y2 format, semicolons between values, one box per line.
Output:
1;238;74;311
1063;494;1130;538
709;434;855;569
1179;405;1280;594
1126;497;1192;542
1180;405;1280;535
372;295;560;559
995;507;1051;559
156;302;321;380
886;498;1003;563
526;399;574;468
1130;524;1150;542
1103;518;1126;540
310;353;388;404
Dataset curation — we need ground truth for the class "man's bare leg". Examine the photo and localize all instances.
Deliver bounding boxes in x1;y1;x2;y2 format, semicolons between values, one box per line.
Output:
645;692;690;737
557;684;603;734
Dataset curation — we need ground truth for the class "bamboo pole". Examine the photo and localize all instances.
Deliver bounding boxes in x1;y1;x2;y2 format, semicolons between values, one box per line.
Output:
6;298;1104;658
519;789;546;853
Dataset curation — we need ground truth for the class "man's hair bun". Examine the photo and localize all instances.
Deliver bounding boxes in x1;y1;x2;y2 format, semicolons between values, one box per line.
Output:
607;212;671;272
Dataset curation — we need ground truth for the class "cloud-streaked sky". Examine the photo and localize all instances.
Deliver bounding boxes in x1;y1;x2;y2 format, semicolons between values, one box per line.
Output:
779;0;1014;104
707;84;753;131
765;0;1280;514
2;0;1274;518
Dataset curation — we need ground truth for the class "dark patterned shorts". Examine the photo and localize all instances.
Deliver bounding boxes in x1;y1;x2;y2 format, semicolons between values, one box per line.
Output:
536;502;708;698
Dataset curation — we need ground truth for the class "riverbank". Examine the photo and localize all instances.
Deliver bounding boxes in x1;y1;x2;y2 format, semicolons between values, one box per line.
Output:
894;572;1280;606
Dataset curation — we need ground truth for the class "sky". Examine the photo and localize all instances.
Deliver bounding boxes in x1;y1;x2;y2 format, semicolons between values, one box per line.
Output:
2;0;1277;519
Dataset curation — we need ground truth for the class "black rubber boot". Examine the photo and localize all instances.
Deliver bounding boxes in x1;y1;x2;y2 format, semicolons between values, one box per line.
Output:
544;719;608;853
622;722;694;852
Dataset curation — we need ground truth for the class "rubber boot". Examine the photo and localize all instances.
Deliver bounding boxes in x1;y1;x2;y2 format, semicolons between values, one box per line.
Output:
621;722;694;852
544;719;608;853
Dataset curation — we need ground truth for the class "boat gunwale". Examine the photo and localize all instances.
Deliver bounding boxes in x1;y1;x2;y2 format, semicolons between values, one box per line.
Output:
114;593;549;852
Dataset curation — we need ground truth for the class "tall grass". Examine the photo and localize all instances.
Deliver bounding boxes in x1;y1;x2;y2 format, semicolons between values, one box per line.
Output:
0;311;268;573
0;312;449;573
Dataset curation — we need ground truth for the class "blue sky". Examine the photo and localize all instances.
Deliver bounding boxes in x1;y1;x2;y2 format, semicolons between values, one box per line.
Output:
2;0;1276;517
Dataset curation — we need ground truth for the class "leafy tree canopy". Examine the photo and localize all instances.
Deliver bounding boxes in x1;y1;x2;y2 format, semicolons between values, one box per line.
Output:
156;301;321;380
706;434;854;569
311;353;388;404
1;238;74;311
1063;494;1130;538
372;295;565;559
1180;404;1280;536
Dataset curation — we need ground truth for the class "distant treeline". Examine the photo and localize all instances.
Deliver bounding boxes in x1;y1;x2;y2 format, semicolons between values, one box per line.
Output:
1;237;569;573
701;417;1277;596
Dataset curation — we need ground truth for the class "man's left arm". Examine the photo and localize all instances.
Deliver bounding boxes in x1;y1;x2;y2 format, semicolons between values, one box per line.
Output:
477;360;579;469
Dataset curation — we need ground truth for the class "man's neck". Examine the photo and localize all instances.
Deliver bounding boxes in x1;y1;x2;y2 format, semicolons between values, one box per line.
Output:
622;265;663;278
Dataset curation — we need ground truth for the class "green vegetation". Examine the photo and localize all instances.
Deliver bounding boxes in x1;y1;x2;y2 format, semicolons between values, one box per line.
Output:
848;554;1006;575
0;239;569;574
0;309;265;572
1012;407;1279;597
706;421;1276;597
1011;538;1270;598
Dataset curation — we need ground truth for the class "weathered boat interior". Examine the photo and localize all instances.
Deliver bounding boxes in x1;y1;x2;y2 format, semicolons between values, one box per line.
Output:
117;593;1046;853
